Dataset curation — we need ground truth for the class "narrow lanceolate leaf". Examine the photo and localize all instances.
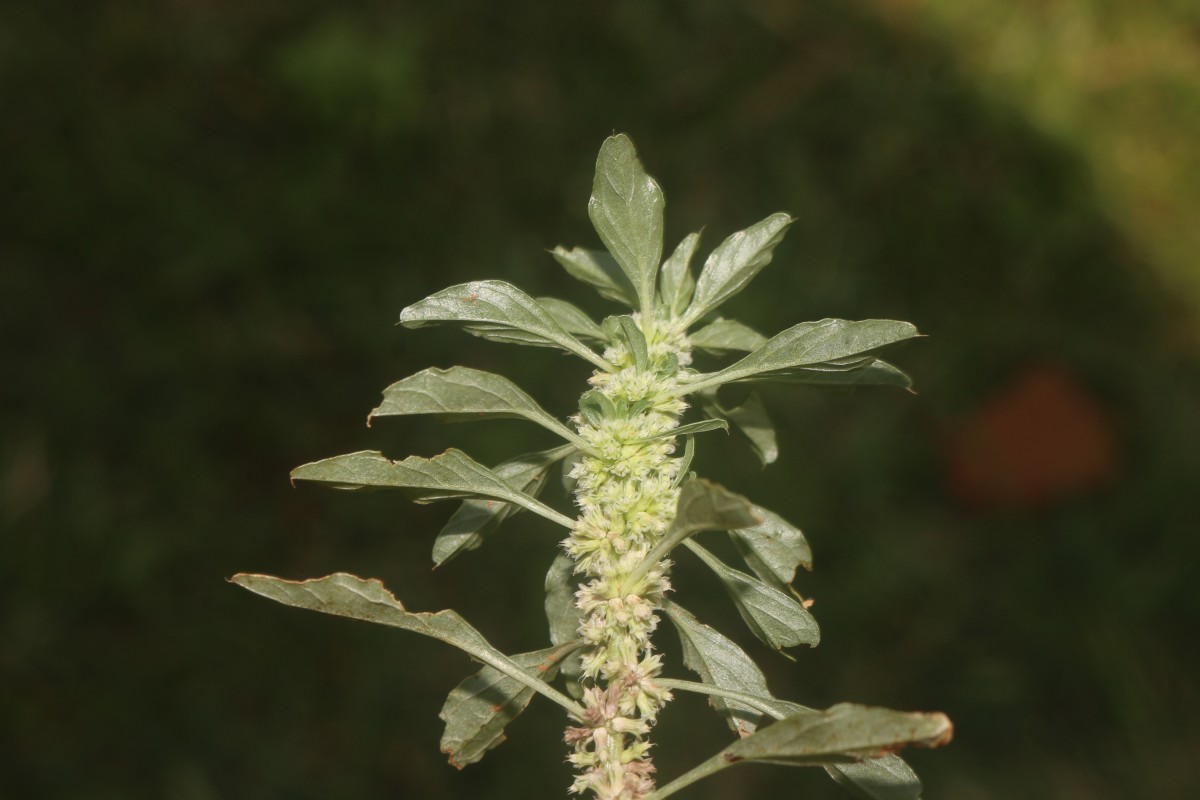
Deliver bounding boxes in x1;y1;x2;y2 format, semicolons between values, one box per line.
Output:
683;212;794;324
550;246;637;307
670;479;761;539
369;366;584;448
633;417;728;443
753;697;925;799
544;553;585;699
439;641;578;768
663;601;773;737
433;445;575;566
728;505;812;592
678;319;920;395
633;480;760;581
229;573;583;715
651;704;951;799
653;687;922;800
660;231;700;316
722;702;952;765
578;389;617;427
674;436;696;490
699;391;778;466
688;318;768;354
588;134;664;314
826;754;924;800
545;554;583;647
683;540;819;651
617;316;650;372
765;356;913;390
535;297;607;342
399;280;611;370
290;448;575;529
728;394;778;465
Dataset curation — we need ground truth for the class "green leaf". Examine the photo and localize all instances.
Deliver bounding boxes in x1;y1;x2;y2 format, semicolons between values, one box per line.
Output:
439;642;577;768
722;702;952;764
688;318;768;354
588;134;664;315
764;356;913;390
535;296;607;342
578;389;617;427
826;755;924;800
657;351;680;376
580;390;618;426
290;448;576;528
633;418;728;443
432;445;575;566
229;572;583;715
699;390;778;466
728;505;812;592
737;698;925;799
617;316;650;372
679;319;919;395
369;366;584;447
670;479;761;539
655;683;923;800
672;435;696;489
544;553;582;647
663;601;773;736
728;394;778;465
631;480;760;584
660;232;700;316
683;213;793;324
550;246;637;307
399;280;612;369
650;703;951;799
683;540;819;652
544;553;584;699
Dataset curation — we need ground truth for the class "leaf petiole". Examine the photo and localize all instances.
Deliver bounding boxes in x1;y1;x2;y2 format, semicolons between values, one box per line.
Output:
655;678;784;720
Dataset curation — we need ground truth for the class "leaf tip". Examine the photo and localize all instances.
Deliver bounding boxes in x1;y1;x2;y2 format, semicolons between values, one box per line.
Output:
602;131;635;152
397;305;425;328
442;747;469;771
927;713;955;748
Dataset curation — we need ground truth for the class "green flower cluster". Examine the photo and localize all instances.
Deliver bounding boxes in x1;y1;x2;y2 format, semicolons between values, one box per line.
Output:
565;314;690;798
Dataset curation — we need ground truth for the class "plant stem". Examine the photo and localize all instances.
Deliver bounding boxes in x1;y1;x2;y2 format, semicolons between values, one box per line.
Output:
654;678;785;720
644;753;730;800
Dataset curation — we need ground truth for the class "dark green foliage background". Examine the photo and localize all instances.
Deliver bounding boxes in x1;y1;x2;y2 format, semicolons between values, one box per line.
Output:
3;2;1198;798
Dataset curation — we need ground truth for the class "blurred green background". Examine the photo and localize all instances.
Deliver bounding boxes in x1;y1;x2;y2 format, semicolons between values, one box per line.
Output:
3;1;1199;798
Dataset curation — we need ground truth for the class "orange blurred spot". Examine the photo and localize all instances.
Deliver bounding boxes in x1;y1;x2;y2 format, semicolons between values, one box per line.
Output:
943;365;1119;509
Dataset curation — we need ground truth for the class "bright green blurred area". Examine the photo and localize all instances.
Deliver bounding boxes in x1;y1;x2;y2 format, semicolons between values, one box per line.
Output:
3;2;1198;799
